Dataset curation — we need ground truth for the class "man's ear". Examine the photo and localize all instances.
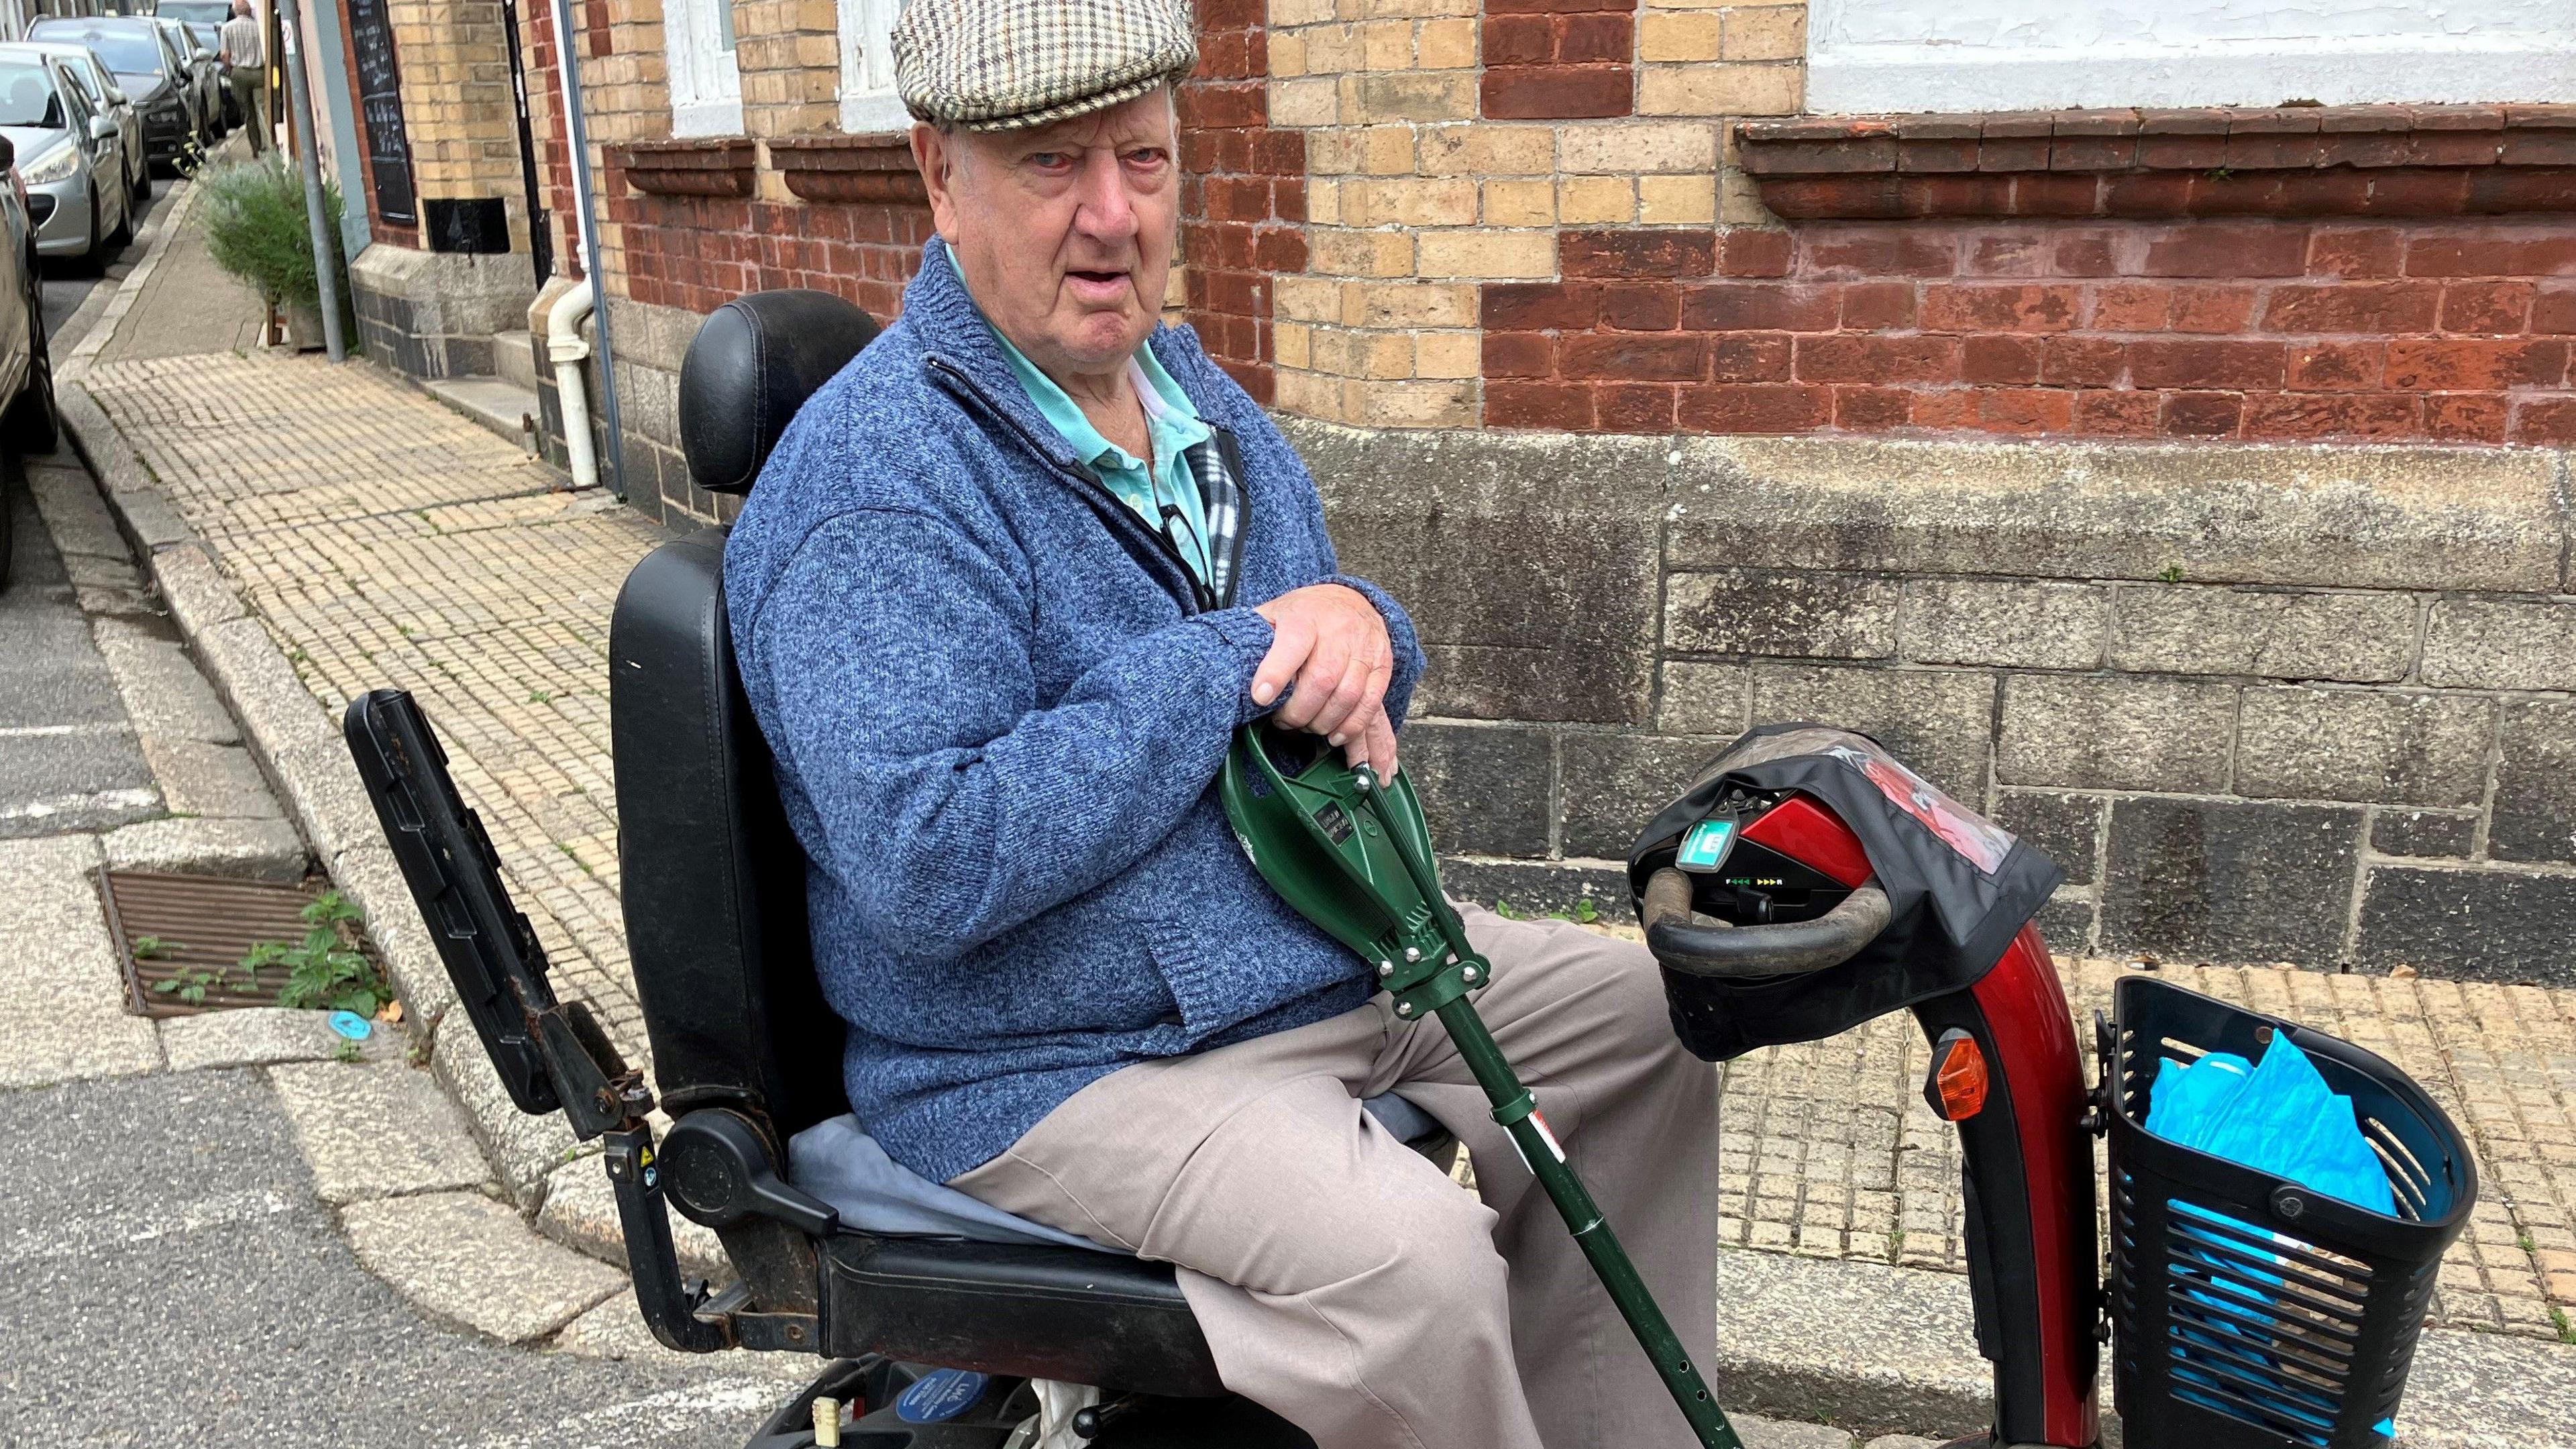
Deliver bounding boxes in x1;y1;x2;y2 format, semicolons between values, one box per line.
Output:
912;123;961;241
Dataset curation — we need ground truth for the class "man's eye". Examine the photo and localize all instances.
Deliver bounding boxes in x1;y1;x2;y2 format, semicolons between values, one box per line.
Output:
1124;148;1169;168
1026;152;1071;169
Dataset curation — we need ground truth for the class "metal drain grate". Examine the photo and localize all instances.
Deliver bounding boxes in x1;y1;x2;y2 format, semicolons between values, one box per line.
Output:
99;869;380;1018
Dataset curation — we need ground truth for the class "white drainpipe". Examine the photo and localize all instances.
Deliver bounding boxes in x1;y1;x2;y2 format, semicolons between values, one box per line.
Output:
547;278;598;492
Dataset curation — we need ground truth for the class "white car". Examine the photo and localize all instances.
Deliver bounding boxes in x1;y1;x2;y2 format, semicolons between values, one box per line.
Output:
0;42;148;205
0;51;133;270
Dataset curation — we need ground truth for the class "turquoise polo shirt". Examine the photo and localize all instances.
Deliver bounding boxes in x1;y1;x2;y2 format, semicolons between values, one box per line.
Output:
967;270;1216;585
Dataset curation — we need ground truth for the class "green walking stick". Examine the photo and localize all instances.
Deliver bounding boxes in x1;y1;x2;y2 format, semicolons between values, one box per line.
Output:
1221;720;1741;1449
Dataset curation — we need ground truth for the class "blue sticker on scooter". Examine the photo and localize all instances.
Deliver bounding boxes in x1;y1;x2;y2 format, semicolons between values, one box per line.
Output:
895;1368;989;1423
1676;818;1736;871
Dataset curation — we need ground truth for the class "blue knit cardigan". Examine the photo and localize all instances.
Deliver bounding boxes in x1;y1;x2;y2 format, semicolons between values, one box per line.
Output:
725;242;1426;1183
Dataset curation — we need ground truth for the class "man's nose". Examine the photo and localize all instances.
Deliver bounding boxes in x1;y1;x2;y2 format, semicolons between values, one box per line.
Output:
1071;149;1139;246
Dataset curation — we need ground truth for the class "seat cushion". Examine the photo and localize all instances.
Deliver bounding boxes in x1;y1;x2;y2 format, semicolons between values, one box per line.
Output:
789;1113;1111;1252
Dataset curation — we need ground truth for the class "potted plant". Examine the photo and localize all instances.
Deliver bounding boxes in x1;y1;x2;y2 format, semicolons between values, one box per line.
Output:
198;156;348;351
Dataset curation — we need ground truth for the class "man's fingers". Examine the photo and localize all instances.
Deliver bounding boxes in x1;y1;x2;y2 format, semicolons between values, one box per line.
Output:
1346;708;1398;777
1279;632;1352;729
1251;612;1316;707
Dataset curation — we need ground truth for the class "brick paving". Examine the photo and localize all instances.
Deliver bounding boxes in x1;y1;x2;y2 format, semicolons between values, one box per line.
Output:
76;289;2576;1350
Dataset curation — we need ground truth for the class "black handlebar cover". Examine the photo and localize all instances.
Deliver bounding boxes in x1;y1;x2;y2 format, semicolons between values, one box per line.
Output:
1644;870;1893;978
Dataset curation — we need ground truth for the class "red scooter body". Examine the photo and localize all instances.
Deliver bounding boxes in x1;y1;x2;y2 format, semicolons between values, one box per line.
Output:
1630;729;2100;1448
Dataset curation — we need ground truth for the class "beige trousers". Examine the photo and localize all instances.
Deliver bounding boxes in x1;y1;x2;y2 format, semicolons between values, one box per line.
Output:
950;904;1721;1449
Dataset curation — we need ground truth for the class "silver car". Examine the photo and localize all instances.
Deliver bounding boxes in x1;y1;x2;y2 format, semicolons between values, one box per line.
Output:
153;17;223;144
0;42;148;206
0;53;133;268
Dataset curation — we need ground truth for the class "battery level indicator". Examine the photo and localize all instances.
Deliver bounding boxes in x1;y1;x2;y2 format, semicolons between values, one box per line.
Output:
1676;818;1737;871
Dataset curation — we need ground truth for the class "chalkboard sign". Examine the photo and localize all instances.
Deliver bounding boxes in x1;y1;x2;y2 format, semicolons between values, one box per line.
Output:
345;0;415;225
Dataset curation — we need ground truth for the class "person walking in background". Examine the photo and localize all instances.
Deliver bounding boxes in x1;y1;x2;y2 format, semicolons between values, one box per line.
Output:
218;0;264;155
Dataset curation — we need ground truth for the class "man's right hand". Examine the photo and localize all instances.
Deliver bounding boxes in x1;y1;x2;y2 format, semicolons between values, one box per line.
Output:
1250;584;1399;776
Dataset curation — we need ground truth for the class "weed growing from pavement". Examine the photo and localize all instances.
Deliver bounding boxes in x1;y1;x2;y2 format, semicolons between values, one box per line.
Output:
152;963;229;1006
130;934;177;960
242;890;392;1015
2555;1305;2575;1346
333;1038;362;1064
1493;897;1601;924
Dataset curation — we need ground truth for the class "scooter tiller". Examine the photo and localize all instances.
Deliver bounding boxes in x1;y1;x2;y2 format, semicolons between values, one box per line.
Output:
1220;719;1743;1449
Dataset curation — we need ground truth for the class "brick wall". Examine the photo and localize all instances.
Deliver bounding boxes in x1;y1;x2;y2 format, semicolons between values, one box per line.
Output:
1482;218;2576;443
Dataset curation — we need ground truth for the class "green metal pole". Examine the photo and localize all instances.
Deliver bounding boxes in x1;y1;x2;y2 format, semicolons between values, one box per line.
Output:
1358;773;1742;1449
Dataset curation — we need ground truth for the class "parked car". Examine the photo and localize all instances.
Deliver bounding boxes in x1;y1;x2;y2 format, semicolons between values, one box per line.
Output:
153;17;222;142
150;0;235;127
27;15;201;174
0;41;148;205
0;129;60;592
0;52;131;269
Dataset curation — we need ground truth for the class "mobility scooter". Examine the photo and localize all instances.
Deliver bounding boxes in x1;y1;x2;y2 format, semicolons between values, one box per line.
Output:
345;290;2475;1449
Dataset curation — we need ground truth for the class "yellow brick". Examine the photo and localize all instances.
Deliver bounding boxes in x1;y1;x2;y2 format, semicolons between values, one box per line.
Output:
1270;30;1309;77
1307;129;1362;175
1417;17;1477;69
1413;331;1480;380
1640;62;1803;117
1271;0;1336;24
1723;6;1807;60
1275;323;1313;371
1721;166;1777;225
1352;71;1476;122
1361;380;1477;429
1272;368;1347;423
1272;78;1339;127
1639;173;1719;225
1275;274;1344;323
1415;230;1556;280
1355;0;1474;16
1558;120;1717;173
1310;228;1419;277
1362;331;1415;380
1483;177;1554;227
1307;177;1343;225
1360;18;1413;69
1360;125;1417;174
1638;12;1721;62
1556;175;1634;225
1350;281;1479;327
1348;176;1480;227
1416;123;1553;176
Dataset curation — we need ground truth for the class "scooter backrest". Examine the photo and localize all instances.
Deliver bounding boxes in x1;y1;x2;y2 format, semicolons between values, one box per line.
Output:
676;288;882;492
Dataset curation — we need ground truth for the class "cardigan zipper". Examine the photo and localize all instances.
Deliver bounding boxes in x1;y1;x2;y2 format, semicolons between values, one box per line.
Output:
926;354;1215;614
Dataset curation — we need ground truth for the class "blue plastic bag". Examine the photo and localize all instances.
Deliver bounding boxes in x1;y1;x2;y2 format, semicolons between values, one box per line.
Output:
2146;1034;2395;1216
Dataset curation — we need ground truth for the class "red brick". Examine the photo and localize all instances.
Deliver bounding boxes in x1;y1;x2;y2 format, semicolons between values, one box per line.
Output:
2174;282;2256;329
2051;232;2123;276
2353;169;2469;216
1978;388;2077;434
1921;283;2082;333
1910;390;1980;429
1756;178;1904;218
2467;170;2576;213
2386;338;2569;389
1603;283;1682;331
2425;393;2511;441
2536;284;2576;334
2129;339;2288;388
2012;172;2102;218
2161;391;2245;436
1719;229;1795;278
1902;175;2017;217
2260;282;2443;333
1487;0;1637;11
1486;381;1596;430
2243;392;2422;439
1485;282;1602;331
2508;396;2576;443
1799;227;1957;278
1482;65;1633;121
1558;11;1633;62
1794;333;1963;383
1677;384;1831;434
2042;337;2127;386
1837;282;1916;329
2406;230;2576;276
2142;223;2312;278
1963;335;2043;383
1562;332;1706;381
1832;386;1913;429
2288;341;2386;390
1563;229;1719;278
2090;283;2171;331
1485;332;1558;379
1485;13;1553;65
1678;282;1839;331
1965;231;2049;276
2102;172;2197;217
1708;333;1794;382
2074;389;2162;436
1597;382;1678;432
2440;281;2536;333
1254;228;1307;273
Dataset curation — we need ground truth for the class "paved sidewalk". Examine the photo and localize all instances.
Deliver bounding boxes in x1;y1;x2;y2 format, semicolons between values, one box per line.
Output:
62;204;2576;1441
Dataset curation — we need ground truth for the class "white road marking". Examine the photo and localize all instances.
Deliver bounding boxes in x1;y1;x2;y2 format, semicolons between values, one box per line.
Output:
0;722;136;739
0;786;161;820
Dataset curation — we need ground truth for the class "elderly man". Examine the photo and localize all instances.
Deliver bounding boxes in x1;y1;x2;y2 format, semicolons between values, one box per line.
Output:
217;0;263;155
724;2;1719;1444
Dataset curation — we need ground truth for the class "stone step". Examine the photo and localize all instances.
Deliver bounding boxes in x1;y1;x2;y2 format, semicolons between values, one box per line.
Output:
422;375;541;450
491;328;543;392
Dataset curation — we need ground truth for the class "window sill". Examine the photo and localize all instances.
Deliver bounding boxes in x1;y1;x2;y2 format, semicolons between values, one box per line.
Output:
1736;105;2576;220
607;138;757;199
771;133;926;205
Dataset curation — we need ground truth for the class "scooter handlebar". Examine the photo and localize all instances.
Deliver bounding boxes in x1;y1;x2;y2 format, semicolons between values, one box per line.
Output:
1642;868;1892;978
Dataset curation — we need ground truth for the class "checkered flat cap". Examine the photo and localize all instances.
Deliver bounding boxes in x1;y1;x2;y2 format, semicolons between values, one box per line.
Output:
894;0;1198;131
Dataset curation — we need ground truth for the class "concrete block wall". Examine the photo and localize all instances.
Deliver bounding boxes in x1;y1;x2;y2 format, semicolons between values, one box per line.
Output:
1294;419;2576;983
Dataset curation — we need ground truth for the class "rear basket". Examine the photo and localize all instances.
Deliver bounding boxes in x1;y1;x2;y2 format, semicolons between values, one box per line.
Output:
2105;975;2473;1449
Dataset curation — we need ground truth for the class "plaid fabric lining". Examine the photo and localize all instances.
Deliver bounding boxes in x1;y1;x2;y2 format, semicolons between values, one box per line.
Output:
893;0;1197;131
1183;432;1246;610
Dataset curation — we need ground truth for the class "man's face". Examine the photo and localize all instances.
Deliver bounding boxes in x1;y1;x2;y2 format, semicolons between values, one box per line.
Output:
914;89;1178;380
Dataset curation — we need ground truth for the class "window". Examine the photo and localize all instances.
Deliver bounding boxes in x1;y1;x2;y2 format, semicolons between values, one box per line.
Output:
665;0;741;138
836;0;903;133
1806;0;2576;113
